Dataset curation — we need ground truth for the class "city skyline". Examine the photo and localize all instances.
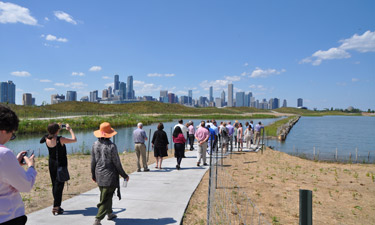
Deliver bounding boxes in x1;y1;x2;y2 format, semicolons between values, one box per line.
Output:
1;1;374;110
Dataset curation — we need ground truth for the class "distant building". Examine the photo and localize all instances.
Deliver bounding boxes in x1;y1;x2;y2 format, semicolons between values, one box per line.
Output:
120;82;126;100
282;99;287;107
51;94;65;104
235;92;245;107
199;96;208;107
160;90;168;103
180;96;189;105
215;97;222;107
0;80;16;104
209;86;213;102
22;93;32;106
66;91;77;101
90;90;98;102
272;98;279;109
114;74;120;91
168;93;175;104
80;96;89;102
297;98;303;107
127;76;134;99
108;86;113;97
221;90;225;106
102;89;109;99
228;84;233;107
32;98;35;106
188;90;193;105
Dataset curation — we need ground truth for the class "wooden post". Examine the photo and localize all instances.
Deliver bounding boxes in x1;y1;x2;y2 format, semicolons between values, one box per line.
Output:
313;147;315;160
368;151;370;163
335;148;338;161
356;148;358;163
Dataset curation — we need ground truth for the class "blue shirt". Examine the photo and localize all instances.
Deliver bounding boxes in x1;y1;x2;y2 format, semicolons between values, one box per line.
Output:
133;128;147;143
208;128;216;141
255;124;264;132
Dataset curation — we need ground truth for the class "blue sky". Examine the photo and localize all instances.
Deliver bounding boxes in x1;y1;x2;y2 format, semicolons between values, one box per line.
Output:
1;0;374;110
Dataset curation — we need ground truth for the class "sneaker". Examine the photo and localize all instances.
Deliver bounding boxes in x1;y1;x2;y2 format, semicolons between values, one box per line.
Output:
143;168;150;172
176;165;180;170
107;213;117;220
93;219;102;225
203;163;208;166
197;162;200;166
137;169;141;172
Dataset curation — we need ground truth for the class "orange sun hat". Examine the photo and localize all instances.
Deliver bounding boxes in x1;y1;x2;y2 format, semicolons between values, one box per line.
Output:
93;122;117;138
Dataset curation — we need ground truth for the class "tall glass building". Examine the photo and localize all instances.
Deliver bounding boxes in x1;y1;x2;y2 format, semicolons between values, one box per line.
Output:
0;80;16;104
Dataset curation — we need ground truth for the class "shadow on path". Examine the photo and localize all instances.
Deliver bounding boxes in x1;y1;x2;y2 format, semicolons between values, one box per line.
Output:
63;207;126;217
114;217;176;225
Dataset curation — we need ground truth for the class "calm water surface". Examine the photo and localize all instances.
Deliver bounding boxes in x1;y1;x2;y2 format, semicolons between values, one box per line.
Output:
267;116;375;159
7;118;280;156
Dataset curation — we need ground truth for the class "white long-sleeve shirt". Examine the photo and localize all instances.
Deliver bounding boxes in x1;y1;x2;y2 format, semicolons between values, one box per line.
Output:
0;145;37;223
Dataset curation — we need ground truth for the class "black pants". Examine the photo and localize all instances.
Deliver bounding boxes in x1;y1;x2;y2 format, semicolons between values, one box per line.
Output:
174;143;185;165
189;134;195;149
0;216;27;225
49;159;65;207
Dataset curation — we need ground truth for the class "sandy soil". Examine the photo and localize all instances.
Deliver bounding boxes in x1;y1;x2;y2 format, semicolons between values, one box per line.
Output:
22;151;158;214
183;149;375;225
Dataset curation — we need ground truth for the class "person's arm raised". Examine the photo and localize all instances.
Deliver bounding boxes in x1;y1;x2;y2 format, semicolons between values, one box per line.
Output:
60;124;77;144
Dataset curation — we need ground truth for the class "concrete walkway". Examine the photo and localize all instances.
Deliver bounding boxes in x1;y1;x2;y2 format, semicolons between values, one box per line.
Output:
27;149;209;225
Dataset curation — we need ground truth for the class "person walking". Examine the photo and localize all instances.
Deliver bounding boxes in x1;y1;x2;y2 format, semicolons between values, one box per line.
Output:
152;123;169;169
220;122;229;154
195;121;209;166
40;122;76;215
226;122;234;152
254;122;264;146
133;123;149;172
237;123;244;151
244;125;253;149
91;122;129;225
233;123;238;148
0;105;37;225
172;126;186;170
188;121;195;150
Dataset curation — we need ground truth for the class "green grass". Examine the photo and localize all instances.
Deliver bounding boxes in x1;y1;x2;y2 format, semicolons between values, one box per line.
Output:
274;107;362;116
265;116;299;137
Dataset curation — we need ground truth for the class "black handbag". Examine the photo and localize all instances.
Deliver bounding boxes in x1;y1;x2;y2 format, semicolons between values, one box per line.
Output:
56;137;70;182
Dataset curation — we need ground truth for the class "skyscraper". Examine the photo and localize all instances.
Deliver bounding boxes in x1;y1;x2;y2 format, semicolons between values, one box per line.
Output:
228;84;233;107
127;76;134;99
108;86;112;97
221;90;225;106
188;90;193;105
120;82;126;100
297;98;303;107
66;91;77;101
114;74;120;91
0;80;16;104
90;90;98;102
209;86;213;102
22;93;32;106
168;93;175;103
282;99;287;107
235;92;245;107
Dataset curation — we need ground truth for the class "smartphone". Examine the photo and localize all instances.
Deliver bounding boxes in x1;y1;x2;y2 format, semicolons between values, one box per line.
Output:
20;150;34;164
61;124;66;129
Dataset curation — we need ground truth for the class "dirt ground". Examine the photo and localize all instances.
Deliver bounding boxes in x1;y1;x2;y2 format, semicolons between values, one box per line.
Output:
22;150;158;214
183;148;375;225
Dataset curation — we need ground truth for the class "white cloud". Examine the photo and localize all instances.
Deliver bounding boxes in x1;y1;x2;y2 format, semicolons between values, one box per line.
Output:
249;84;267;91
54;11;77;25
250;67;285;78
224;76;241;82
11;71;31;77
339;30;375;53
44;34;68;42
44;17;49;21
352;78;359;82
134;80;162;95
40;79;52;83
105;82;114;87
102;76;111;79
89;66;102;72
16;88;23;92
72;72;85;76
54;83;69;87
301;30;375;65
244;62;249;67
147;73;175;77
44;88;56;91
147;73;162;77
0;2;37;25
54;82;87;89
241;72;248;76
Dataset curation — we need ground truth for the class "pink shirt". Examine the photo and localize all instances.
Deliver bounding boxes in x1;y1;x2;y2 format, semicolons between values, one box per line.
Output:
195;127;209;142
188;125;195;135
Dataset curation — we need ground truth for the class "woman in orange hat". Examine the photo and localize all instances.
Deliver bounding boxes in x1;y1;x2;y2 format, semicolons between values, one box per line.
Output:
91;122;129;225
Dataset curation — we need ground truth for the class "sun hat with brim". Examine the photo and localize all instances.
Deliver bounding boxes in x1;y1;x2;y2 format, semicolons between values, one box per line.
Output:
94;122;117;138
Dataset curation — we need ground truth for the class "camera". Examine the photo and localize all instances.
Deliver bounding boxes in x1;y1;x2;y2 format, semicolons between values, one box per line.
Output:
20;150;34;164
61;124;66;129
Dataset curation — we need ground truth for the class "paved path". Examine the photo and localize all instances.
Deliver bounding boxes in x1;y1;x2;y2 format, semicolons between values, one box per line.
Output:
27;149;209;225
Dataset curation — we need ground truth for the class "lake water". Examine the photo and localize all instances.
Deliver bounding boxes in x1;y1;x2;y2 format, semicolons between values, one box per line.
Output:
6;118;281;156
267;116;375;161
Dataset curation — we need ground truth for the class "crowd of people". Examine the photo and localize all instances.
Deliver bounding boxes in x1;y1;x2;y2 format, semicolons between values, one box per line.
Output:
0;104;264;225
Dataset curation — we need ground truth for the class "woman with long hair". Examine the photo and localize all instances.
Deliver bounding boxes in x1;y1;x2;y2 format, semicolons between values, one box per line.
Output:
40;123;76;215
244;125;253;149
237;123;243;151
173;126;186;170
91;122;129;225
152;123;169;169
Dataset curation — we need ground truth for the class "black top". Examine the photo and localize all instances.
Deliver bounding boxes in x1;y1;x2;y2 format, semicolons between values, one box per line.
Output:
152;130;169;148
45;136;68;167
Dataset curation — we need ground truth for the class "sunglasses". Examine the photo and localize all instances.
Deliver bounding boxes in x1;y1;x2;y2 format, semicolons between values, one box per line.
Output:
10;132;17;140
